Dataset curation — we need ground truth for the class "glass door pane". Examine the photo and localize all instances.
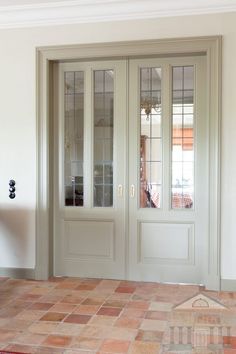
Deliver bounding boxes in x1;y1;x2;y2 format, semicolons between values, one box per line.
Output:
171;66;194;209
64;71;84;206
140;67;162;208
93;70;114;207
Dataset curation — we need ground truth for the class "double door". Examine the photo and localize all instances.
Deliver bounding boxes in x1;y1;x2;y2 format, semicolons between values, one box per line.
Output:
53;55;208;284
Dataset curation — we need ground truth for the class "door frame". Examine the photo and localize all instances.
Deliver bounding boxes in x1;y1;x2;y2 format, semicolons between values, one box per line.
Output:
36;36;222;290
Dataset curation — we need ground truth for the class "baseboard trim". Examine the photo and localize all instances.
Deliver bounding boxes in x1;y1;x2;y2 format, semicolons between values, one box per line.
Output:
0;267;35;279
221;279;236;291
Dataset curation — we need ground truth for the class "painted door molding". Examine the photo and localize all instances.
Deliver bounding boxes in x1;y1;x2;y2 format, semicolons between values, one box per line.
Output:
36;36;221;290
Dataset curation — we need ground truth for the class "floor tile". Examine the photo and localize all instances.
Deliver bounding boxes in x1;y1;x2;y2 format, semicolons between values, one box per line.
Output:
29;302;54;310
99;338;130;353
12;331;46;345
0;307;23;318
0;277;8;282
61;294;85;304
28;321;59;334
114;317;141;329
88;292;110;300
50;303;77;313
97;307;122;316
0;318;33;331
19;293;43;301
103;300;128;308
145;310;169;320
109;293;133;301
3;343;37;353
149;301;173;311
0;318;11;328
40;312;67;322
70;335;102;350
97;352;126;354
55;281;81;289
135;329;164;342
119;281;140;288
125;301;149;310
80;278;101;285
28;286;51;295
224;336;236;348
0;343;8;350
73;304;100;315
8;300;33;310
15;309;46;321
0;329;20;342
154;294;175;302
82;297;104;306
42;334;73;347
115;286;136;294
140;319;167;331
65;350;96;354
128;340;160;354
89;315;116;327
132;294;155;301
34;346;65;353
80;325;111;338
120;308;147;318
53;322;83;336
39;295;65;303
97;280;120;288
109;327;138;340
76;284;97;291
64;314;91;324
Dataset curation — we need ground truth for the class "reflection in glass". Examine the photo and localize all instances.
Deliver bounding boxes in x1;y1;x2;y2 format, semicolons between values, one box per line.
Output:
140;67;162;208
171;66;194;209
64;71;84;206
93;70;114;207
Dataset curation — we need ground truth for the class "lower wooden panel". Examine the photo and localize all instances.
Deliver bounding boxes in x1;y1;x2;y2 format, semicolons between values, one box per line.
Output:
64;220;114;261
138;222;194;265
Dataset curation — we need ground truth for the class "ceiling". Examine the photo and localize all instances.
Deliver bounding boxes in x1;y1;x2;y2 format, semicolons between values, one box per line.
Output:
0;0;236;29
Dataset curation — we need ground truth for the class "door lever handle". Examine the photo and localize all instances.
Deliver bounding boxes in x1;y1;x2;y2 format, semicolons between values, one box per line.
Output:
118;184;123;197
130;184;135;198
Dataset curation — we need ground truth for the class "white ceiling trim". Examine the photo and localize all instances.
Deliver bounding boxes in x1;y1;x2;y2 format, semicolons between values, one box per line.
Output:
0;0;236;29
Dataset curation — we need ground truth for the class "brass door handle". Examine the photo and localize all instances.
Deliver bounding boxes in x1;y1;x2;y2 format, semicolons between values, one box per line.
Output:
130;184;135;198
118;184;123;197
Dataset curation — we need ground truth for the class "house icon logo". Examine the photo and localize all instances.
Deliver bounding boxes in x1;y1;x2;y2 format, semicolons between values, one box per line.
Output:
161;293;232;354
173;293;227;311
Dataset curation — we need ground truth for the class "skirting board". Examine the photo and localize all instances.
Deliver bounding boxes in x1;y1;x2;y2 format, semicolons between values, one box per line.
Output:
0;267;35;279
221;279;236;291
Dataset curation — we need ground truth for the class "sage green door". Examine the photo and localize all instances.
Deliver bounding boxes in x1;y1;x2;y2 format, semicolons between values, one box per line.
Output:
54;55;208;284
54;60;127;279
128;56;208;284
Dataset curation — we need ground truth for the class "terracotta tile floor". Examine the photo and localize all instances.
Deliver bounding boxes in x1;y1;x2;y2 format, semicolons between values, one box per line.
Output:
0;277;235;353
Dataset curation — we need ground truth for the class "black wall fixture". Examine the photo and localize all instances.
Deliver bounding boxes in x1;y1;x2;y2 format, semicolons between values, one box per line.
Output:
9;179;16;199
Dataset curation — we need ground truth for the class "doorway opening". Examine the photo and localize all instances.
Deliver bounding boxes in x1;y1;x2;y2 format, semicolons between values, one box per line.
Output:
36;37;221;290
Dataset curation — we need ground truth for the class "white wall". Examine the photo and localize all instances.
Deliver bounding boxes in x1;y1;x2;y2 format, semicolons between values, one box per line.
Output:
0;11;235;279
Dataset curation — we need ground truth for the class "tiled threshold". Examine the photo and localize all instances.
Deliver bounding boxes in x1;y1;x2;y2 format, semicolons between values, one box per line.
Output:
0;277;235;353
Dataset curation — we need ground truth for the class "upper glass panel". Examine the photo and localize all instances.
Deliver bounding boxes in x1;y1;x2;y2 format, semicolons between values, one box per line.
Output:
64;71;84;207
93;70;114;207
140;67;162;208
171;66;194;209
